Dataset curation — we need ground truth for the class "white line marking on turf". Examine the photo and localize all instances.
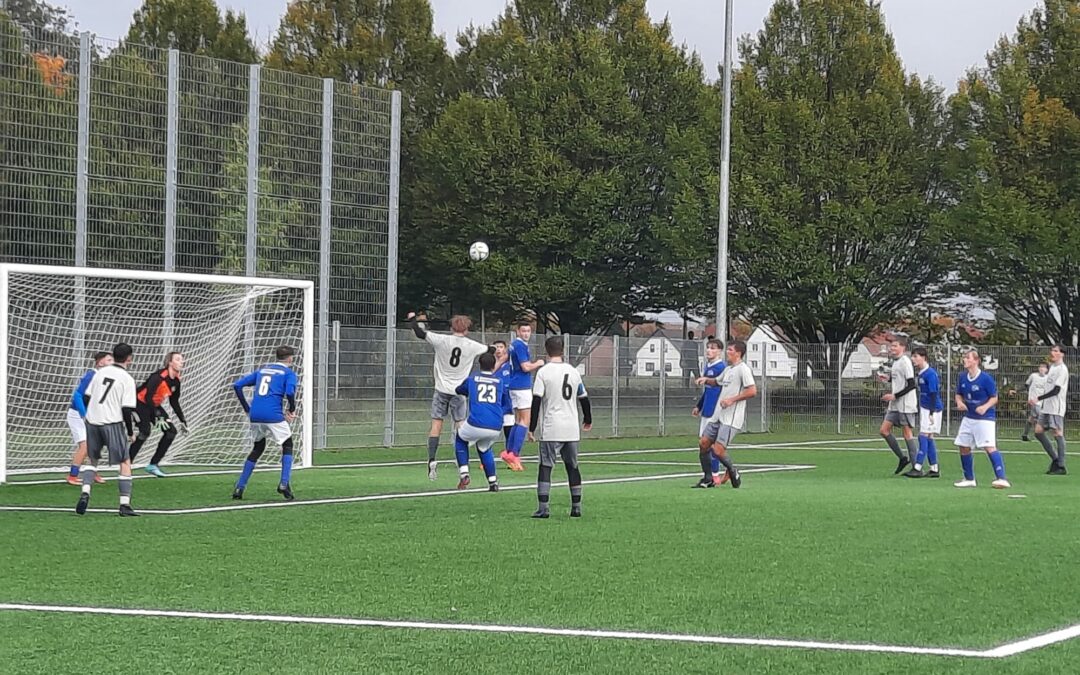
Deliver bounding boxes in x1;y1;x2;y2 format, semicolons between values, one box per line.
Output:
0;602;992;658
983;623;1080;658
0;465;815;515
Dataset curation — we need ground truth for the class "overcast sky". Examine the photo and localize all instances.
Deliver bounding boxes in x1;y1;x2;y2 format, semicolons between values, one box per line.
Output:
56;0;1036;88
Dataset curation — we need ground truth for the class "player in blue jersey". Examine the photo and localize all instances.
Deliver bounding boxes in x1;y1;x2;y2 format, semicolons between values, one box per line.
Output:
493;340;516;445
953;349;1010;489
502;321;545;471
453;352;511;491
692;339;728;487
231;346;300;500
65;351;113;485
904;347;943;478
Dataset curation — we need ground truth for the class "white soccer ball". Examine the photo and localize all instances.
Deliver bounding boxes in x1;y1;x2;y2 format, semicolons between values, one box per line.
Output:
469;241;490;262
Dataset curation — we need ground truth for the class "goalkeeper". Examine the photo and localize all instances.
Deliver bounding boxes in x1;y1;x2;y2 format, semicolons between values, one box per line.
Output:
129;351;188;476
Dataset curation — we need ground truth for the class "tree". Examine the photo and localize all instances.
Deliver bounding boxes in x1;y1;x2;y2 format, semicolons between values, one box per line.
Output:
411;0;719;333
729;0;948;385
126;0;258;63
946;0;1080;346
1;0;72;34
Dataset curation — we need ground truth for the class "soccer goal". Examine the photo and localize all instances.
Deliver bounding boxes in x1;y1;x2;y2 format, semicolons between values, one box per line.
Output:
0;264;314;483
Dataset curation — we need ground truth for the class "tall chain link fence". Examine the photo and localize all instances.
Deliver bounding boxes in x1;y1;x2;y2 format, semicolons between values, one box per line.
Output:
0;19;400;449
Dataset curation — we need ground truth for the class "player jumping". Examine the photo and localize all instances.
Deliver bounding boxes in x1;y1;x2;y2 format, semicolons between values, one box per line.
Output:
129;351;188;477
66;351;112;485
452;352;511;491
231;346;299;501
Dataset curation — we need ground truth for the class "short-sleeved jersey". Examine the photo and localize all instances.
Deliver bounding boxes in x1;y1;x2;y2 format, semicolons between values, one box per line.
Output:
533;362;588;442
496;360;514;415
85;364;137;426
1042;362;1070;416
917;366;943;412
699;359;726;418
425;332;490;395
889;354;918;413
708;361;755;430
509;337;534;390
70;369;96;416
957;369;997;421
234;362;298;424
136;368;186;423
455;371;511;431
1026;372;1048;401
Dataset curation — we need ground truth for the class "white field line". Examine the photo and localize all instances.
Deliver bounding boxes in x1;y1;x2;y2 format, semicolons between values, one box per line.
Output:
0;465;814;516
3;601;1072;659
5;443;825;486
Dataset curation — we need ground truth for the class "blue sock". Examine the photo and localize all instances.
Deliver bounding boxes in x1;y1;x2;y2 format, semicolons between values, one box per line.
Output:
960;453;975;481
280;453;294;486
69;464;79;477
237;459;257;488
478;449;497;479
927;437;938;466
915;436;928;466
508;424;527;455
454;435;470;468
988;451;1006;480
710;456;721;474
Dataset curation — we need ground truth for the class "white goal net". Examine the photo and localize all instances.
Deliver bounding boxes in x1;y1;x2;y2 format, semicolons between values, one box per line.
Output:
0;264;313;482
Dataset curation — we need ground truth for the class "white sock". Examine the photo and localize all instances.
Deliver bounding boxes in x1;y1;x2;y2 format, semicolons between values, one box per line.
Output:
81;484;91;494
930;464;939;472
488;475;497;483
913;464;922;471
119;495;130;506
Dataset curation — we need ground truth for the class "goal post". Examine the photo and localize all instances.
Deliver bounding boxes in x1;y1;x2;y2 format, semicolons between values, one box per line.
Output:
0;264;314;484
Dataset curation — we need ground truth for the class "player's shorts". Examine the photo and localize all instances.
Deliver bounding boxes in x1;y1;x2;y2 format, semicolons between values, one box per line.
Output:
954;417;997;449
884;411;917;428
430;391;467;422
66;408;86;445
1027;403;1042;420
250;421;292;445
539;440;579;468
1037;413;1065;431
457;422;502;453
510;389;532;411
503;413;516;428
86;422;130;464
701;421;739;448
919;409;942;435
699;416;710;438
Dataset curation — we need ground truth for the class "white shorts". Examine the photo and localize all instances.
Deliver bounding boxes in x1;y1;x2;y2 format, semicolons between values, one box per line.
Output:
920;409;942;435
510;389;532;411
954;418;996;449
457;422;502;453
503;414;516;428
66;408;86;445
250;421;293;445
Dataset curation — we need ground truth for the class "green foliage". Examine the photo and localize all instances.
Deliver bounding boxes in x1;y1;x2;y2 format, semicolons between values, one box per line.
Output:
730;0;948;350
946;0;1080;346
410;0;719;333
126;0;259;63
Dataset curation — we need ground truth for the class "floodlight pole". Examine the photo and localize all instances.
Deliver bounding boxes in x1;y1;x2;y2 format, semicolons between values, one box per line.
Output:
715;0;734;342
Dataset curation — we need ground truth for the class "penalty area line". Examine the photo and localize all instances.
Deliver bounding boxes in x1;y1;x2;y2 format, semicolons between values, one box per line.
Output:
0;465;815;516
0;602;996;658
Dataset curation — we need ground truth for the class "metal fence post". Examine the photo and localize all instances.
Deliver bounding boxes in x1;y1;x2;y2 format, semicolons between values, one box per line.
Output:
163;49;179;349
837;343;843;435
74;32;91;361
761;350;768;432
316;78;333;451
244;64;260;372
944;339;952;436
383;91;402;447
612;334;620;437
658;339;667;435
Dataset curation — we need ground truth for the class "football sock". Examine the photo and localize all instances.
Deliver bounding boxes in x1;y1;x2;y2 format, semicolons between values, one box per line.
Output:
537;464;552;511
566;464;582;506
712;448;735;474
987;451;1006;480
915;436;929;468
927;437;939;468
960;453;975;481
69;464;79;478
711;456;722;474
699;452;713;480
149;426;178;466
904;437;918;461
1055;436;1066;467
81;465;95;493
1022;420;1033;438
454;434;469;469
883;434;904;459
508;424;527;456
280;439;294;485
237;460;257;489
478;448;497;480
1036;432;1055;461
117;475;132;505
503;425;512;443
427;436;439;462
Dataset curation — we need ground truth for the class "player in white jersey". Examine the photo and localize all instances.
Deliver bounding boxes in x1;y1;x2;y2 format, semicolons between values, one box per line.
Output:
699;340;757;489
1018;362;1048;442
407;312;494;481
880;337;919;475
528;336;592;518
1032;345;1070;475
76;342;139;517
